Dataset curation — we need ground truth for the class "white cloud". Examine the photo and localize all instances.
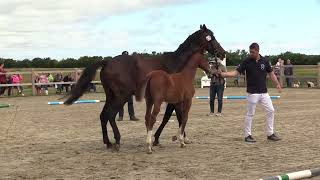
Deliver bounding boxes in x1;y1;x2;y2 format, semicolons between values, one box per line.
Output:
0;0;198;59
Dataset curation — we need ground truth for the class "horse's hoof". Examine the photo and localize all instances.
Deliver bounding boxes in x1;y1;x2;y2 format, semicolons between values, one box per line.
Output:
146;147;153;154
106;143;113;149
113;144;120;151
153;141;160;146
172;136;177;141
180;143;186;148
184;139;192;144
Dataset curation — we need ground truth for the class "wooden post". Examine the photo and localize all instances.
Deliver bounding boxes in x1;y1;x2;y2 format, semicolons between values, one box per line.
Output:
75;68;79;82
244;71;246;87
318;62;320;88
31;69;36;96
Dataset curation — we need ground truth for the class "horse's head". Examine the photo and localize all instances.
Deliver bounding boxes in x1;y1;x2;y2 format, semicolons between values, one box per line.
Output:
199;24;226;60
192;53;213;77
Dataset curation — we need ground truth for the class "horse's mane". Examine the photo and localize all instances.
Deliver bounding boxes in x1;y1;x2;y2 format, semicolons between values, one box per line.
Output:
174;30;203;56
162;30;204;72
131;30;204;73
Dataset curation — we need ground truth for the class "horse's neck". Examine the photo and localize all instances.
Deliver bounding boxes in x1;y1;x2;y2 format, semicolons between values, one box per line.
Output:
161;44;203;73
181;61;198;82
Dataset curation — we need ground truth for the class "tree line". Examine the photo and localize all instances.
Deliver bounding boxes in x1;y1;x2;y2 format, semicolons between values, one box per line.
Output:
226;50;320;66
1;50;319;68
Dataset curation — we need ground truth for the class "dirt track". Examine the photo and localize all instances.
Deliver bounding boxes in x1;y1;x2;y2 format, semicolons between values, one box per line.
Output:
1;88;320;180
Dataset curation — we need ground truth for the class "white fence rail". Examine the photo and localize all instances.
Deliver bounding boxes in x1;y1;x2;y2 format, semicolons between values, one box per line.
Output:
0;68;101;95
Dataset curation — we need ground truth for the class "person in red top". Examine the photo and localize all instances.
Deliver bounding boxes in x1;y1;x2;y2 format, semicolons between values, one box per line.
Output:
0;62;8;96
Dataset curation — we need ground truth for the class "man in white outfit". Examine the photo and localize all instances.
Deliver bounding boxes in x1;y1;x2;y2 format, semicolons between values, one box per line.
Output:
220;43;282;142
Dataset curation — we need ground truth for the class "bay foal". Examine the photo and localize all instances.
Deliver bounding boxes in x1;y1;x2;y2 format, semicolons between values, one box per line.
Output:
138;52;213;154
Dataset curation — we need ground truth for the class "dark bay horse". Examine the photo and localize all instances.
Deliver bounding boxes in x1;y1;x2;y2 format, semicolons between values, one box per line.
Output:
64;24;226;151
137;52;213;153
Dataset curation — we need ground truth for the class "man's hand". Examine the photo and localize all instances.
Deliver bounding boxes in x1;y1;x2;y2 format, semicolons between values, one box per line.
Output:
269;72;282;93
207;69;214;78
276;83;282;93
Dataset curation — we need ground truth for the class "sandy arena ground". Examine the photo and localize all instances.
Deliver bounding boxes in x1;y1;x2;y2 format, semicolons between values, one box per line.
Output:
0;88;320;180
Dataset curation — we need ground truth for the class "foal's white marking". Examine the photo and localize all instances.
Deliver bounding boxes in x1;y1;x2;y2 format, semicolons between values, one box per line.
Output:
146;130;153;145
184;136;190;142
176;127;184;145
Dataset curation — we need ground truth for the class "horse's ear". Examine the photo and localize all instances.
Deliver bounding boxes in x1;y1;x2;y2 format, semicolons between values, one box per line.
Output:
200;25;203;29
203;24;208;31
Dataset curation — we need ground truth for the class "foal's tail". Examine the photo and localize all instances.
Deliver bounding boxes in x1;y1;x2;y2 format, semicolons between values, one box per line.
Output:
136;74;152;102
64;61;108;105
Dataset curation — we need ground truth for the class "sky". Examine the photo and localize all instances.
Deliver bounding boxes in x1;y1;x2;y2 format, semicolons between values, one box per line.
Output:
0;0;319;60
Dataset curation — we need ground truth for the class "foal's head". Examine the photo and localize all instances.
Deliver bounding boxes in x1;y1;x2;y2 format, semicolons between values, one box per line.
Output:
187;53;213;76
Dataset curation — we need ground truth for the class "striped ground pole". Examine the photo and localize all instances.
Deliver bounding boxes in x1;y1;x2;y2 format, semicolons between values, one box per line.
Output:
48;100;104;105
0;103;10;108
195;96;281;100
260;168;320;180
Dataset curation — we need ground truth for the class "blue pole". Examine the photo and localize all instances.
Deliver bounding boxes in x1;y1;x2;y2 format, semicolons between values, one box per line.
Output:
48;100;103;105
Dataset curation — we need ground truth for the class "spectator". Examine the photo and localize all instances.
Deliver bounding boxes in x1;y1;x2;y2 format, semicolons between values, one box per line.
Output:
34;74;41;95
117;51;139;121
48;73;54;83
63;74;73;93
234;74;240;87
88;83;96;92
54;73;63;94
284;59;293;88
7;75;12;96
233;64;241;87
12;74;24;96
207;59;227;117
0;62;8;96
274;58;282;81
117;96;139;121
33;74;39;95
39;73;49;95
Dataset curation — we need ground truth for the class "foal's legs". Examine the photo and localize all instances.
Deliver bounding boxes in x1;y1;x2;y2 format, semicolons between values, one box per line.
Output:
100;102;112;149
146;100;162;154
145;98;153;153
153;103;174;146
171;105;191;144
153;104;188;146
176;100;192;148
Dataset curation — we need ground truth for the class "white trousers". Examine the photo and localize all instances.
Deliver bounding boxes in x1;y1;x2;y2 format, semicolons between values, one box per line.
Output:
245;93;275;137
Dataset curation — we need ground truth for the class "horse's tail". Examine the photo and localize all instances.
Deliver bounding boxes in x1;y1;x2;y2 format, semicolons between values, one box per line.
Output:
135;73;152;102
64;61;108;105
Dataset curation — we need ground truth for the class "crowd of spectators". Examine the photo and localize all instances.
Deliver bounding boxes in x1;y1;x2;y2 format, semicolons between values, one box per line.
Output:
0;62;97;96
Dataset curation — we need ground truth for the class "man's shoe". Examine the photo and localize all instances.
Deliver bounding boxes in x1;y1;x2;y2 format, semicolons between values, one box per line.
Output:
130;116;139;121
117;116;123;121
215;113;222;117
207;112;215;117
245;135;256;143
267;134;281;141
